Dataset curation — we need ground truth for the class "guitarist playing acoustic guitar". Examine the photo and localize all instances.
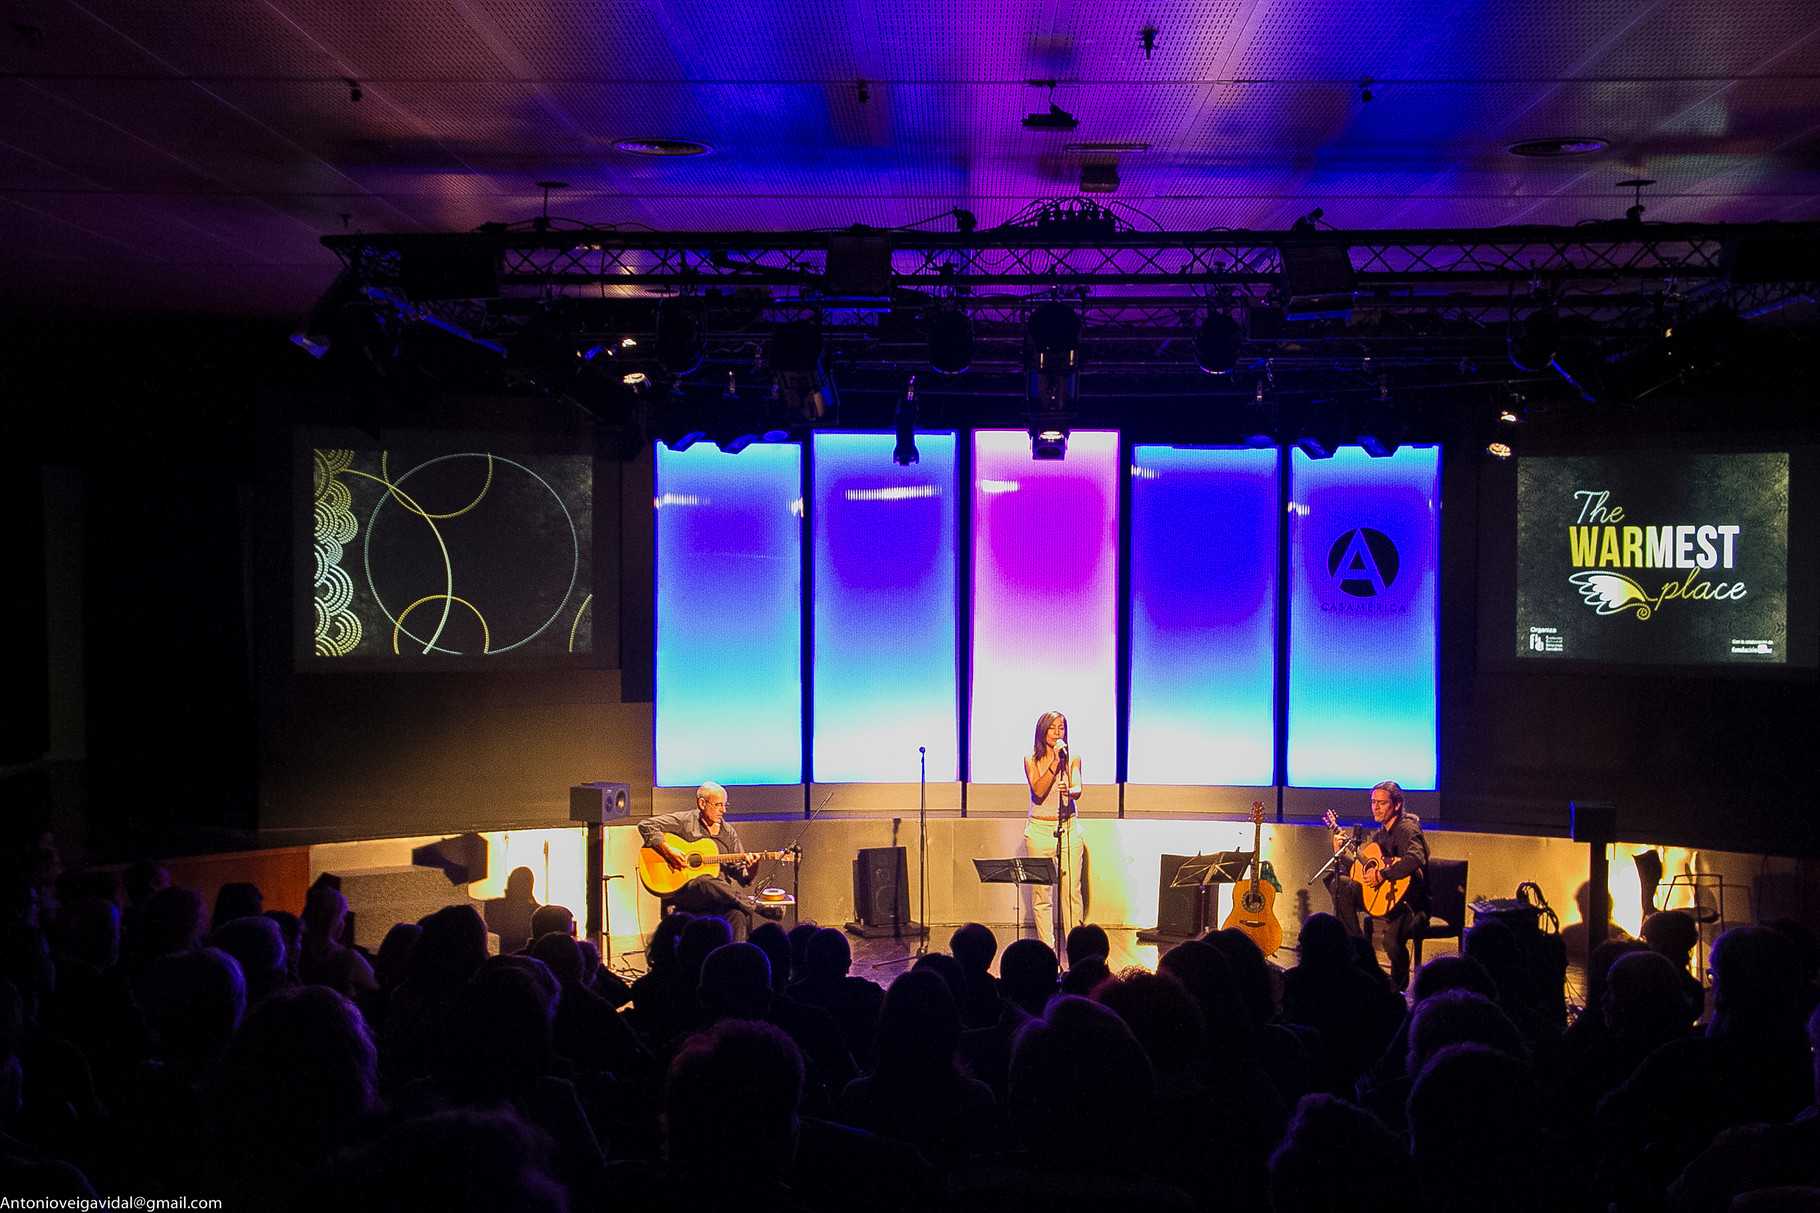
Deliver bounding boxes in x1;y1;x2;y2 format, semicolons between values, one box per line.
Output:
636;781;789;940
1320;780;1428;992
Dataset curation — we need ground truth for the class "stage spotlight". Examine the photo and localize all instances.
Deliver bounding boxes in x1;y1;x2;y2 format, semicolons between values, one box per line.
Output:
894;377;920;466
657;307;704;376
1296;403;1349;460
928;309;972;374
1029;425;1069;461
1508;308;1560;372
1025;301;1081;411
1487;441;1514;459
768;320;837;421
1279;240;1355;321
290;268;362;357
1194;311;1242;374
1358;412;1405;458
1243;377;1276;448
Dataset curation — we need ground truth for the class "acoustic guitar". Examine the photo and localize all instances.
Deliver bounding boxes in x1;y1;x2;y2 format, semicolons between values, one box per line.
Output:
637;833;797;897
1222;801;1282;956
1322;810;1411;917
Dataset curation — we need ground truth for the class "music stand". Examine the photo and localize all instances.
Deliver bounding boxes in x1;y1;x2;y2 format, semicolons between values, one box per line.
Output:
974;857;1058;937
1136;850;1255;944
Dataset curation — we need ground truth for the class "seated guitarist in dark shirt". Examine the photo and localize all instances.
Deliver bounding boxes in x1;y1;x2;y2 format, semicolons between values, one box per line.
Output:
638;781;758;939
1326;780;1428;992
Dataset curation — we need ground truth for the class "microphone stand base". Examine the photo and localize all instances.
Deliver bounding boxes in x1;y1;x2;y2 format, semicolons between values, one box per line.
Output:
843;920;931;940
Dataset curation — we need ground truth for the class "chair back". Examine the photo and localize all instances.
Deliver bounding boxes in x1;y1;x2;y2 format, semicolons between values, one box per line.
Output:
1427;857;1468;927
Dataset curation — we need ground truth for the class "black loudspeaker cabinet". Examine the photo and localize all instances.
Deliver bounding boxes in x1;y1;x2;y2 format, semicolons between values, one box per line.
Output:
853;846;910;927
570;782;633;823
1153;854;1205;937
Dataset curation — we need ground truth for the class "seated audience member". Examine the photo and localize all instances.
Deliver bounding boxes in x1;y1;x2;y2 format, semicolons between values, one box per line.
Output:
664;1020;806;1204
834;967;995;1170
624;911;694;1041
363;920;421;1031
209;881;263;930
788;928;885;1070
112;948;246;1193
206;913;293;1009
531;930;650;1088
125;885;208;979
118;860;169;943
1562;937;1653;1060
0;978;96;1198
263;909;303;982
1666;1002;1820;1213
1099;969;1273;1210
698;942;855;1113
750;921;796;992
1065;923;1111;969
1405;989;1528;1075
207;985;381;1207
529;903;575;944
1597;926;1814;1211
1557;949;1698;1152
1269;1093;1413;1213
909;951;966;1000
1643;909;1709;1023
384;903;489;1086
1207;927;1313;1104
949;923;1004;1030
415;962;605;1203
41;895;148;1093
958;938;1057;1102
1462;917;1565;1079
948;996;1193;1213
1157;939;1287;1142
1355;951;1497;1101
299;1108;566;1213
1281;912;1404;1095
300;883;377;1000
1408;1043;1570;1212
577;937;632;1008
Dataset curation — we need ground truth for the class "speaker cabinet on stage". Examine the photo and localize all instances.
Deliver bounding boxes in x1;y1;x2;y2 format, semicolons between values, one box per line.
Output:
571;782;633;823
1150;854;1206;938
853;846;910;928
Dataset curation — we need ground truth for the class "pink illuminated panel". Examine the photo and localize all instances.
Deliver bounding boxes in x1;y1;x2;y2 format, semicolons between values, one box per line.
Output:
969;430;1120;785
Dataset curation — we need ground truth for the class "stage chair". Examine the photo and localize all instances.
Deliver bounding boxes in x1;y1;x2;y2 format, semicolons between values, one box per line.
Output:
1412;857;1469;965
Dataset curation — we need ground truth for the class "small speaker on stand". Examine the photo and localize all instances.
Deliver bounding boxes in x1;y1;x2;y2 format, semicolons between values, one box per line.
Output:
572;783;634;956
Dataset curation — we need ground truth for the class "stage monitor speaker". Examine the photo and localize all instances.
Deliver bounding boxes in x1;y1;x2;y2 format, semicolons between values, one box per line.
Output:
853;846;910;927
571;782;633;823
1154;854;1204;937
1571;801;1618;845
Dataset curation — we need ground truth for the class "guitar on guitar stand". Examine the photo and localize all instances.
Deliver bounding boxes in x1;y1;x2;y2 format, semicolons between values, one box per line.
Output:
1222;801;1282;955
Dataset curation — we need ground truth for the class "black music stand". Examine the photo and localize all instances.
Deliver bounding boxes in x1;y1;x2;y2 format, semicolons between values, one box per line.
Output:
1136;850;1255;944
974;857;1058;937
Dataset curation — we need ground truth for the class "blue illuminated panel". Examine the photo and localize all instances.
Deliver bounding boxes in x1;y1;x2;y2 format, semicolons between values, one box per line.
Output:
1128;446;1278;785
655;442;802;786
811;433;958;782
970;430;1120;784
1287;446;1439;789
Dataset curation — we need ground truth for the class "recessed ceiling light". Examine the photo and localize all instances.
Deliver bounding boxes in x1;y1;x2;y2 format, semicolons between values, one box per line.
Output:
1506;137;1608;158
616;138;712;157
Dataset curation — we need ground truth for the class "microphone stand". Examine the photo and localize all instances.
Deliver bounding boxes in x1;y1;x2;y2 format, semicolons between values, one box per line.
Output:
916;745;929;958
1053;744;1070;952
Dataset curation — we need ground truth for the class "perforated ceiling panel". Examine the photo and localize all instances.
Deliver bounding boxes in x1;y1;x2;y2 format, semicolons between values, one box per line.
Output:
0;0;1816;311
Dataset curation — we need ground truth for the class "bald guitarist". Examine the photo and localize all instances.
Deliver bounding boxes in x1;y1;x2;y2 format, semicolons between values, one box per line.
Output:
1325;780;1428;992
638;781;759;939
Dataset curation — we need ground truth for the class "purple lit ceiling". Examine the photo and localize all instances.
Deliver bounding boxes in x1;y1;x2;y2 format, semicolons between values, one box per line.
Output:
2;0;1817;315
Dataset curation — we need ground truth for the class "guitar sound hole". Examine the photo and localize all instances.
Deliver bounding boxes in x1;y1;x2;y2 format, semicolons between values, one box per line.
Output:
1242;893;1264;913
689;855;702;868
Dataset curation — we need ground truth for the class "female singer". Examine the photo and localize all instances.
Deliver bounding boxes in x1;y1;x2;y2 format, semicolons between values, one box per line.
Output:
1023;710;1086;949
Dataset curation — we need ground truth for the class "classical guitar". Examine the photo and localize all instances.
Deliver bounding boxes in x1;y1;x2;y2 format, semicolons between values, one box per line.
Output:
1222;801;1282;956
1322;810;1411;917
637;833;797;897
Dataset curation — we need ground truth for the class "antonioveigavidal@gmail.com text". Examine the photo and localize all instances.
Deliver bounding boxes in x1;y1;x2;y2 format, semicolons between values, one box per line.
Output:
0;1200;222;1211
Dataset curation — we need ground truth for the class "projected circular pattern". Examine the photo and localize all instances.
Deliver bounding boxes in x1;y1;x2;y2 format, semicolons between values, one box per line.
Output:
361;452;581;655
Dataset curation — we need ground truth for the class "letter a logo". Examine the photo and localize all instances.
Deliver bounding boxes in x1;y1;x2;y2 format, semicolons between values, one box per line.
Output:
1327;528;1400;598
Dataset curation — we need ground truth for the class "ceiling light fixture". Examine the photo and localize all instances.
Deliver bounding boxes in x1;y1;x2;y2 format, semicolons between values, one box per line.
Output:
1506;137;1608;158
1022;80;1079;131
1194;311;1243;374
615;138;713;157
894;377;919;466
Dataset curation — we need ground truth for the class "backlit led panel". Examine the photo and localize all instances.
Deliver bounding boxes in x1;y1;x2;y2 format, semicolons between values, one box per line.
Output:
969;430;1119;785
1287;446;1439;790
1128;446;1278;785
655;442;802;786
811;432;958;783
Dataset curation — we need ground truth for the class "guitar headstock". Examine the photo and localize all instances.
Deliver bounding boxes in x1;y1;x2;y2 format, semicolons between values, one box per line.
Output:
1250;800;1266;826
1322;809;1341;833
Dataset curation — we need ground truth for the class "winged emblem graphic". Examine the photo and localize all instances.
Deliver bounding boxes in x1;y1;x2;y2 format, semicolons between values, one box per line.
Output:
1568;571;1653;619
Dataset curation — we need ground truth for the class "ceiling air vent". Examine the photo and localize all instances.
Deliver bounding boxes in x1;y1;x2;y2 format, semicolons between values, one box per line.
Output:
1506;137;1607;158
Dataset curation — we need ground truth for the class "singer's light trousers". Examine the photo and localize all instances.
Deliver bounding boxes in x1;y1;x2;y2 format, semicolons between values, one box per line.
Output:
1024;816;1086;949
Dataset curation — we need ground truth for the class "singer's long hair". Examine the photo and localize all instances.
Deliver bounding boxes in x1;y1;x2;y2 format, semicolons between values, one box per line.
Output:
1031;711;1069;760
